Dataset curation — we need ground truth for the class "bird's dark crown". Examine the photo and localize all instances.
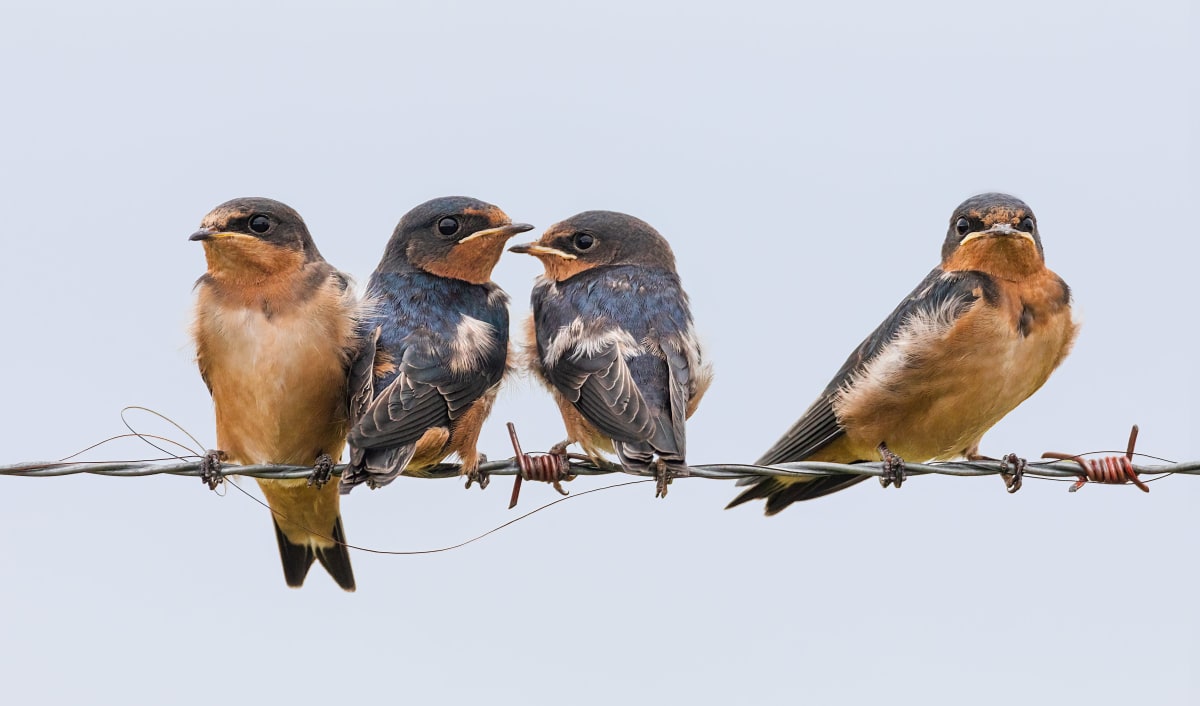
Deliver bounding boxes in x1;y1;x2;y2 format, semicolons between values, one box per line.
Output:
196;197;321;260
374;198;506;270
538;210;677;274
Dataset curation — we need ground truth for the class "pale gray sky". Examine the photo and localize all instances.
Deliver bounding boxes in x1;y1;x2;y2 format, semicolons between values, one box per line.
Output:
1;1;1196;704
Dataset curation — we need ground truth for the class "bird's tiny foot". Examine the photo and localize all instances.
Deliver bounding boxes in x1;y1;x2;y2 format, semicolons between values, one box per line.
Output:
1000;453;1026;494
307;453;335;489
655;461;688;499
200;449;227;491
464;454;490;490
877;443;906;489
548;440;571;456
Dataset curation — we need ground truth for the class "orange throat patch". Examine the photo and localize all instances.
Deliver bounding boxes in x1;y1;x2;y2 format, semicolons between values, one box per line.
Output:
943;236;1043;280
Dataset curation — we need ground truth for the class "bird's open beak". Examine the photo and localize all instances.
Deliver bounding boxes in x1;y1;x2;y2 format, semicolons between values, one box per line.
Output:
960;223;1036;246
457;222;534;245
508;242;577;260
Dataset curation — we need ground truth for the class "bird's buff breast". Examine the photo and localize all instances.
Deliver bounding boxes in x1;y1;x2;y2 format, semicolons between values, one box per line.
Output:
832;281;1076;461
194;289;351;466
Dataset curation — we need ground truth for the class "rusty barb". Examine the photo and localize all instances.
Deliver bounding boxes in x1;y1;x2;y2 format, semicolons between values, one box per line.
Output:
1043;424;1150;493
506;422;577;509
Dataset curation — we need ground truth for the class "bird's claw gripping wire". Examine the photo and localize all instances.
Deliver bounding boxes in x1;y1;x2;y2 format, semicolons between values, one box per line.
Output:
877;443;906;489
307;453;335;489
464;455;490;491
1044;424;1148;493
200;449;226;490
654;461;687;499
1000;453;1026;494
506;423;574;509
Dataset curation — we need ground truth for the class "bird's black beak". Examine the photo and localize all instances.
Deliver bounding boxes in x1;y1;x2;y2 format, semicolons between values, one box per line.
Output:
508;242;578;260
189;228;216;242
960;223;1036;246
457;222;535;244
501;222;535;237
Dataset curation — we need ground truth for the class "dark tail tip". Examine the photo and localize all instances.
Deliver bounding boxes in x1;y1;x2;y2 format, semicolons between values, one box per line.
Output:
725;477;781;512
315;515;356;592
726;475;869;515
272;516;356;591
272;519;317;588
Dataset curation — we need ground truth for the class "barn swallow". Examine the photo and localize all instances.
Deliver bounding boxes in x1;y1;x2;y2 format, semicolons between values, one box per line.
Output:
340;197;530;493
511;211;713;497
190;197;357;591
728;192;1078;514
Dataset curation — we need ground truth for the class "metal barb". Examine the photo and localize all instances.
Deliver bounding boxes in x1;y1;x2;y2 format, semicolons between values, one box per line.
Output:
1044;424;1149;493
506;422;573;509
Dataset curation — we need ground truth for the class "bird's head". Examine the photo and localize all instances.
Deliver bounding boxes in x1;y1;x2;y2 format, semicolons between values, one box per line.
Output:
941;193;1045;278
379;196;531;284
509;210;676;282
190;197;320;281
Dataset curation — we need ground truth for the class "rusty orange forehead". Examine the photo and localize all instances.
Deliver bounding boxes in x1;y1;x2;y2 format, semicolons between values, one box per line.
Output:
968;206;1030;227
201;206;250;229
462;205;509;223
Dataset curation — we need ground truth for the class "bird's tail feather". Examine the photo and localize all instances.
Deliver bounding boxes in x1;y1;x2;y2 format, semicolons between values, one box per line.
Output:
341;444;415;494
314;515;356;592
616;441;688;477
273;519;317;588
272;515;356;592
726;474;868;515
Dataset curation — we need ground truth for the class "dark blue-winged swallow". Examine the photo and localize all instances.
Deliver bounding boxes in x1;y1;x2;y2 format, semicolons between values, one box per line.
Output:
511;211;713;497
340;197;532;493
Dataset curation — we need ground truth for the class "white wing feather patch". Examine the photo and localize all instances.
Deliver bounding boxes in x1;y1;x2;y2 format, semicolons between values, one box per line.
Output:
544;317;643;367
837;288;970;402
449;315;497;375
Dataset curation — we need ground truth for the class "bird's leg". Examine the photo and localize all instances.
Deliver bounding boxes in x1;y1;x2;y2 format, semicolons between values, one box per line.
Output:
307;453;335;489
200;449;227;491
548;439;572;457
877;442;906;489
1000;453;1026;493
969;452;1026;493
654;460;688;498
463;453;490;491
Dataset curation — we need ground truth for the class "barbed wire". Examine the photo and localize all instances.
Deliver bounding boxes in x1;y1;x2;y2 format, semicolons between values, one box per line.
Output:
5;456;1198;481
3;424;1195;497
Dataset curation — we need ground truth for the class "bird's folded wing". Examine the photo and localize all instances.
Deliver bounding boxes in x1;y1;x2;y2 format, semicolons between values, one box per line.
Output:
544;333;657;445
756;268;993;465
348;332;496;450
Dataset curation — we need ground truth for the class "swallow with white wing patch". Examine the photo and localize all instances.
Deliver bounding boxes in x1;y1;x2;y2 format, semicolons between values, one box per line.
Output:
728;192;1078;515
511;211;713;497
340;197;532;493
190;197;358;591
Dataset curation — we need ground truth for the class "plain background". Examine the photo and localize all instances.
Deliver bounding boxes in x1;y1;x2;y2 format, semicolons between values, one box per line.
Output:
1;1;1195;704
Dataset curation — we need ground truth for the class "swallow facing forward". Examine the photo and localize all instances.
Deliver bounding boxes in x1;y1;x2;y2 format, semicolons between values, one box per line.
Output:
191;197;358;590
340;197;531;492
512;211;713;497
728;192;1078;515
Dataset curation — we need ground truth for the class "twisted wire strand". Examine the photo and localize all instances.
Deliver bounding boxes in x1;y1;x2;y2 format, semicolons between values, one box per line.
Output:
3;457;1197;482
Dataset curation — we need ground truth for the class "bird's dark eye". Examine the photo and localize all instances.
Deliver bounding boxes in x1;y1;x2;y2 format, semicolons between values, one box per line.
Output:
248;214;272;234
955;217;970;236
437;217;460;236
573;232;595;250
1018;217;1035;232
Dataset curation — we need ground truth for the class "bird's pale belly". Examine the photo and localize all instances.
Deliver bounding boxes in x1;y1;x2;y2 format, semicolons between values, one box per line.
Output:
832;303;1073;462
200;305;349;466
